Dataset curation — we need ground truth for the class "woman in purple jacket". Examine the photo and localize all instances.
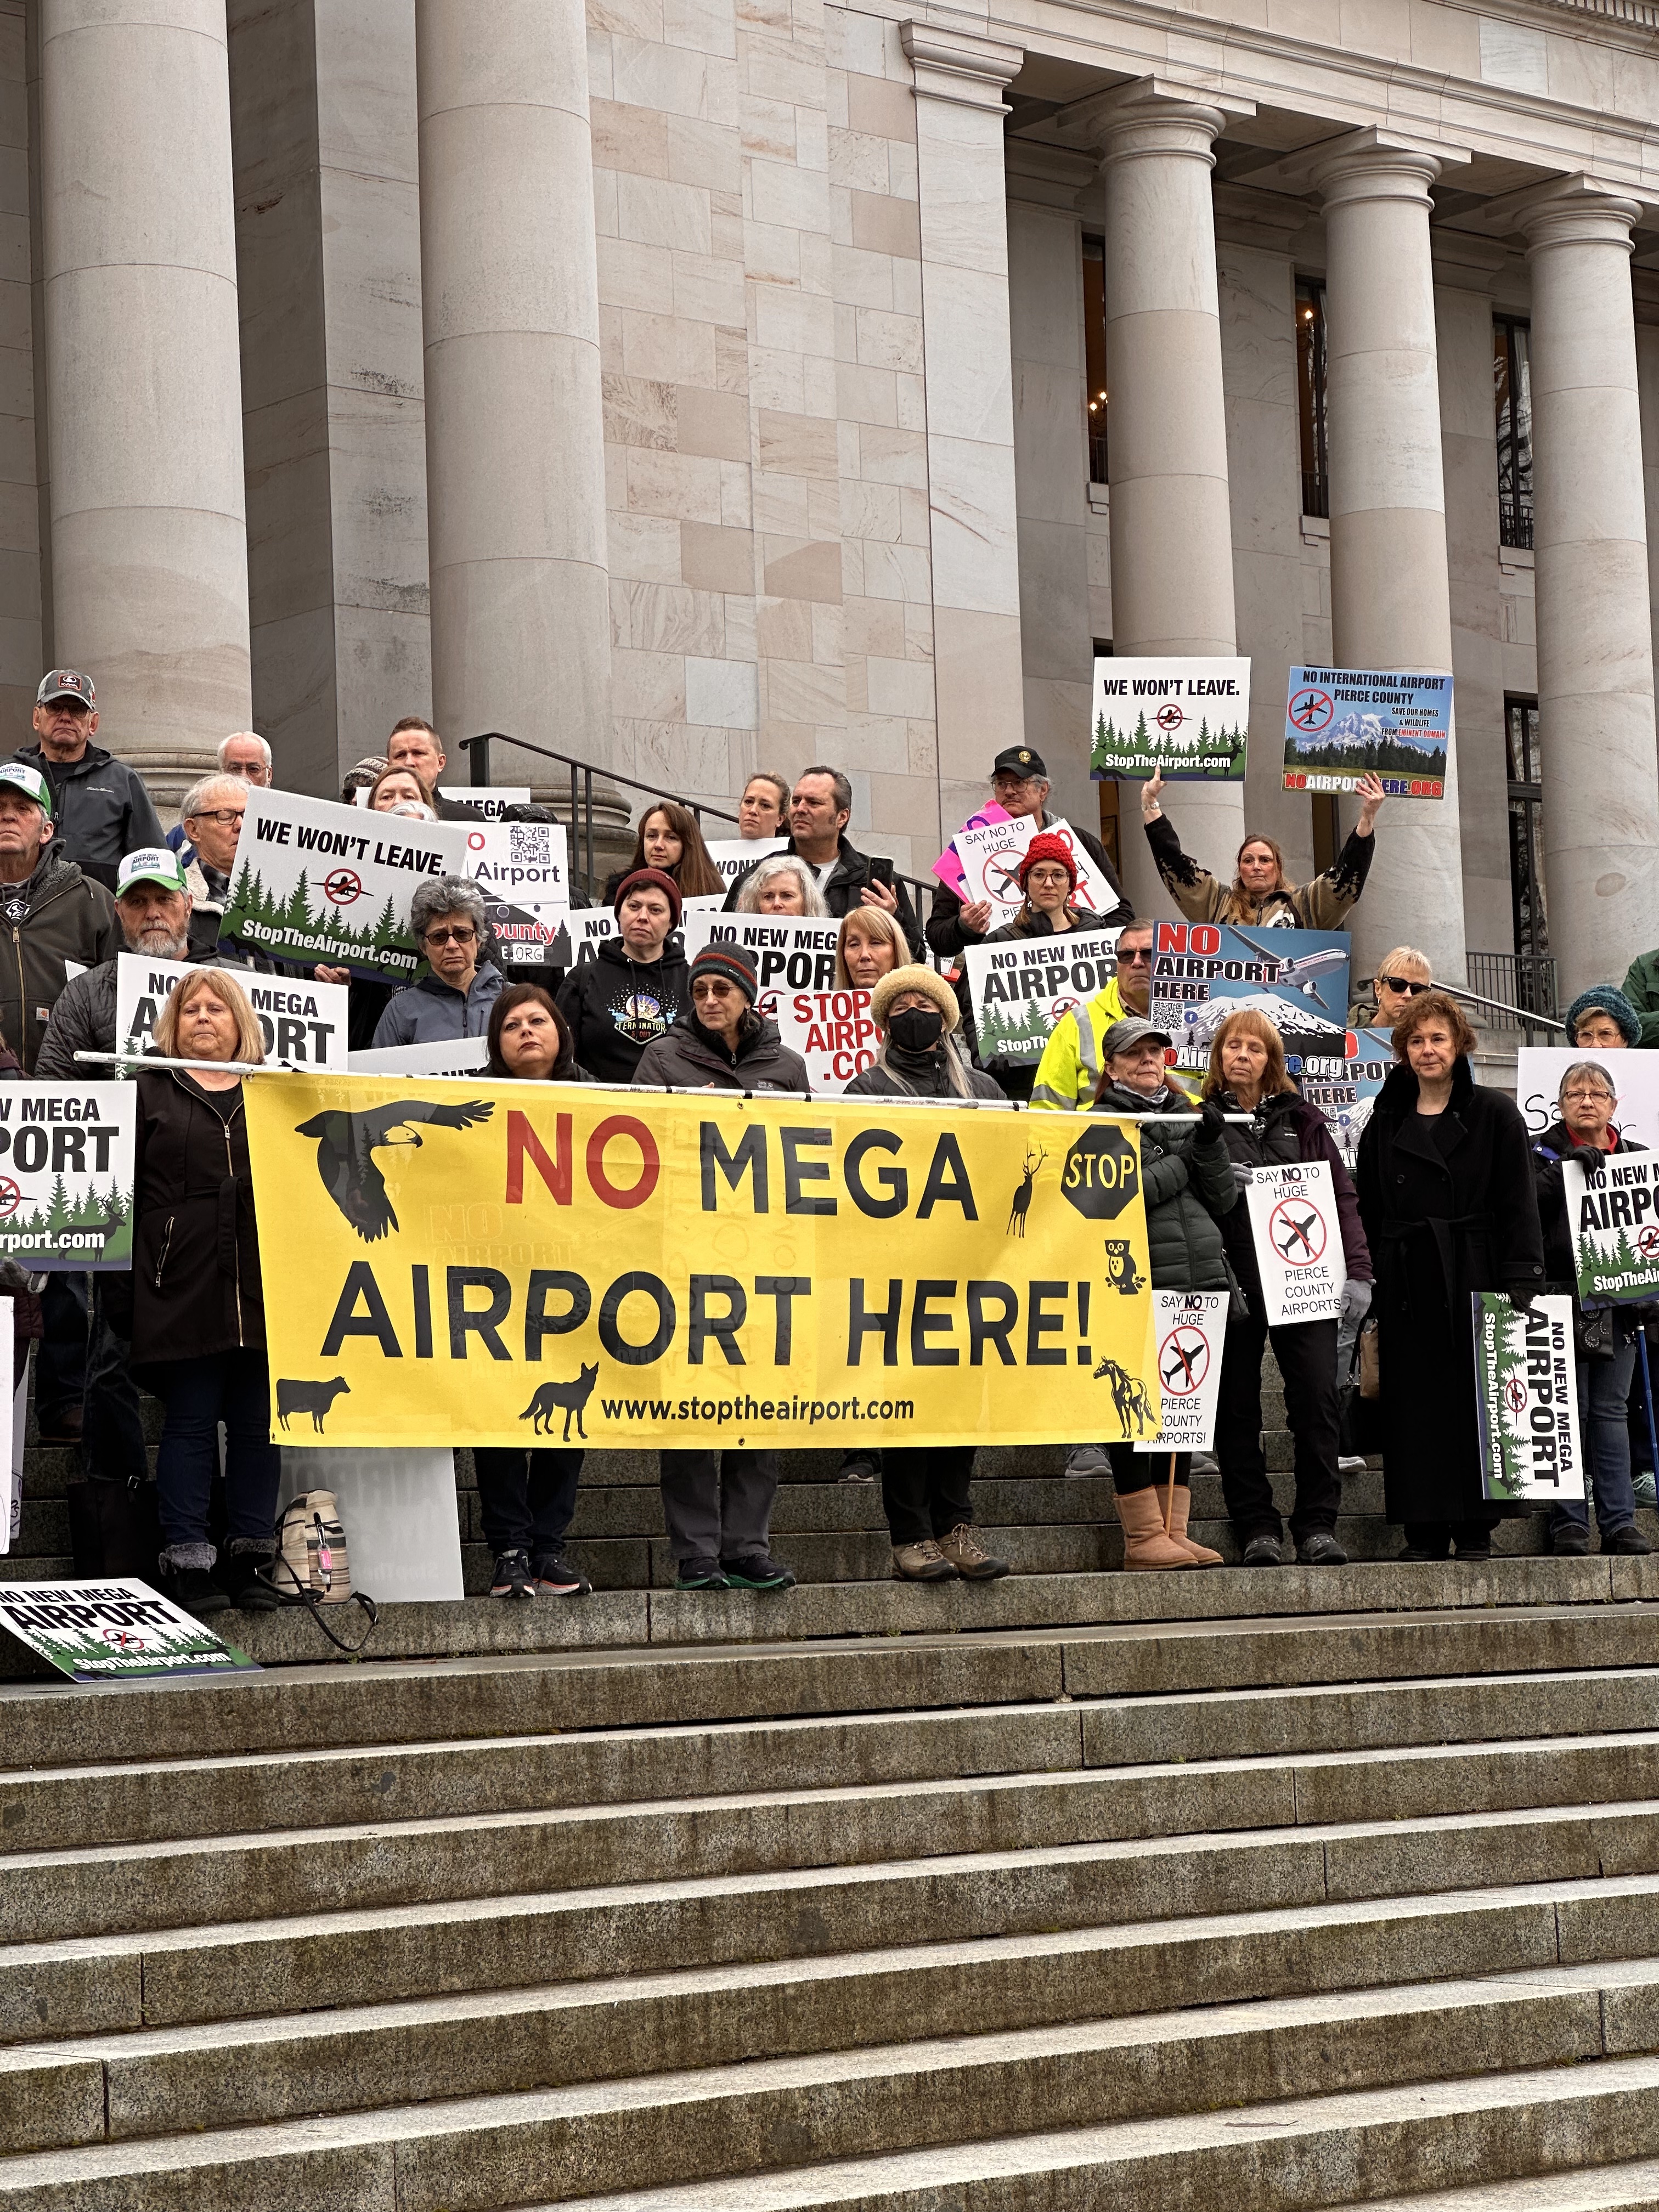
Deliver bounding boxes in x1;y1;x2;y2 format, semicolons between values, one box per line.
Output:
1201;1008;1373;1567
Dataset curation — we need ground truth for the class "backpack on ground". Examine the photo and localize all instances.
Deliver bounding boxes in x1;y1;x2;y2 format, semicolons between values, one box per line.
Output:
265;1490;378;1651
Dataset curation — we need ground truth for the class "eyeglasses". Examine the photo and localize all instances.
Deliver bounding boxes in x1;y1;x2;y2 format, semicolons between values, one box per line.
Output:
424;925;477;946
1118;947;1154;966
190;809;245;827
1562;1087;1615;1104
1377;975;1431;995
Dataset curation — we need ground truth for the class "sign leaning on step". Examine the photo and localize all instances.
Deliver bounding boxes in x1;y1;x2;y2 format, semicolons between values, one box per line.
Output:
1472;1293;1584;1504
963;926;1123;1065
114;953;349;1071
1245;1160;1345;1327
1132;1291;1229;1454
1561;1149;1659;1305
0;1082;136;1269
0;1578;257;1681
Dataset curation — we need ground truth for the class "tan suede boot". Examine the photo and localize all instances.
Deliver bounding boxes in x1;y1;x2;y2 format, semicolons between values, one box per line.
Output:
1115;1485;1194;1570
1166;1482;1223;1567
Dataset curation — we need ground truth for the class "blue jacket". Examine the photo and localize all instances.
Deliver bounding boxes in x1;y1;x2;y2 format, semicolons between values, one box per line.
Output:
370;960;505;1048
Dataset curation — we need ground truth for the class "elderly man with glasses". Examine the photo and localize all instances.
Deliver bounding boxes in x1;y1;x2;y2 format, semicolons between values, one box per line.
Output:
370;876;504;1046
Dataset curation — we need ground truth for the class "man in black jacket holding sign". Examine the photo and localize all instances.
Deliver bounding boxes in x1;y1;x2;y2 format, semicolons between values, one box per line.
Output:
723;766;923;956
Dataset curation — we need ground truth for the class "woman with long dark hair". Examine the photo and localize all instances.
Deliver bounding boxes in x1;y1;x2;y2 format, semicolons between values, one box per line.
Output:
602;801;725;903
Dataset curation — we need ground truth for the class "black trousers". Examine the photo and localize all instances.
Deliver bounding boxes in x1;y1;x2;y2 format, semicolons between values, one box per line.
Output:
473;1448;583;1558
1217;1311;1341;1544
881;1446;975;1547
1403;1516;1499;1556
1109;1443;1188;1496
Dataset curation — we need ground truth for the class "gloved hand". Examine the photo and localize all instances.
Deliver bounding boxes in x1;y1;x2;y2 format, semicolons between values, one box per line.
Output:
1340;1278;1372;1324
1509;1286;1537;1314
1198;1097;1227;1144
1232;1161;1254;1190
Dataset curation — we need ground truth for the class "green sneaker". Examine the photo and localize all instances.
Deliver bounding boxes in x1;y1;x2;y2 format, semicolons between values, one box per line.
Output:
721;1553;796;1590
674;1557;730;1590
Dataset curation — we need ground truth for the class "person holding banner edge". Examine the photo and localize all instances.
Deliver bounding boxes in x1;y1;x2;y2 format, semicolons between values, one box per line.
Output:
1531;1062;1652;1557
1140;765;1385;929
1092;1017;1233;1569
1355;990;1545;1559
1201;1008;1372;1566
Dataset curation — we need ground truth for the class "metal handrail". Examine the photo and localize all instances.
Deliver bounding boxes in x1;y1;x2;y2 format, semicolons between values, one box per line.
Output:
459;730;940;922
1357;975;1566;1037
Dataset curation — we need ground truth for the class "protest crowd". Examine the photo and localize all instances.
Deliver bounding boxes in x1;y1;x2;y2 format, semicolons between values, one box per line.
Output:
8;664;1656;1618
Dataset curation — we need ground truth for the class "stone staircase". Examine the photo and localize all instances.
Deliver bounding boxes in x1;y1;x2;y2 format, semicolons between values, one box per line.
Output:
6;1562;1659;2204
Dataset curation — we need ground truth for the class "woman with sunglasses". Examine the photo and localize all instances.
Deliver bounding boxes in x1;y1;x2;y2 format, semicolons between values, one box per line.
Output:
1350;945;1433;1029
370;876;504;1046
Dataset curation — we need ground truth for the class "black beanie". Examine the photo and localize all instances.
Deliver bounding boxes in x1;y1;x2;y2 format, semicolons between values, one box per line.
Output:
691;940;759;1003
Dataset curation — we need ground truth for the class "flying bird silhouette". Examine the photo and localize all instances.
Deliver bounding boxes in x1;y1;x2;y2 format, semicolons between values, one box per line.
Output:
295;1098;495;1241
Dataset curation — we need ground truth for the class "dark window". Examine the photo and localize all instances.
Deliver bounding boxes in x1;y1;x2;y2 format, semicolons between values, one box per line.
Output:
1082;235;1107;484
1296;279;1328;520
1506;695;1548;965
1494;318;1533;549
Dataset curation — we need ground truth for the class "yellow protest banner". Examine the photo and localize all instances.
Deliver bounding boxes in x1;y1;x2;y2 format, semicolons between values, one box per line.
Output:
245;1074;1158;1451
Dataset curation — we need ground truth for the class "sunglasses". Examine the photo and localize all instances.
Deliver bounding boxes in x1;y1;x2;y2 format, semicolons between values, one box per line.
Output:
1118;947;1154;966
1376;975;1431;995
424;925;477;946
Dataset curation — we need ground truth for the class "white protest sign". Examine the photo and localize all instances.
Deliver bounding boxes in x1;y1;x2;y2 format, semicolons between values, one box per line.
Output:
222;789;471;980
680;894;728;922
347;1036;492;1077
1090;657;1251;781
0;1323;15;1553
682;911;842;994
0;1085;136;1271
461;817;569;905
963;926;1122;1065
1133;1290;1229;1453
437;787;531;820
1041;820;1122;921
114;954;350;1070
952;815;1036;917
0;1577;256;1680
1561;1149;1659;1305
706;836;786;890
1245;1159;1344;1325
770;986;878;1092
1473;1293;1584;1503
1517;1049;1659;1153
279;1450;463;1602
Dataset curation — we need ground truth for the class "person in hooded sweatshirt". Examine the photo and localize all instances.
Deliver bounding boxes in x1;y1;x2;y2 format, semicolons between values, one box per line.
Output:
555;867;690;1084
370;876;504;1047
845;964;1010;1584
631;940;809;1093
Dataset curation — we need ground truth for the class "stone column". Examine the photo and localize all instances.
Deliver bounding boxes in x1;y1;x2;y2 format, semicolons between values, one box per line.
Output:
1067;81;1250;920
40;0;250;810
1516;179;1659;999
415;0;611;779
901;24;1027;841
1314;130;1466;985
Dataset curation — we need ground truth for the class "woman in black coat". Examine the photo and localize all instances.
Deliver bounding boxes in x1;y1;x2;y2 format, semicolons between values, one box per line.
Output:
1355;990;1545;1559
128;968;281;1617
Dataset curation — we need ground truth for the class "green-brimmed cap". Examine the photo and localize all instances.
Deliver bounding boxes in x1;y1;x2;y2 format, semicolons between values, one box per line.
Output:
0;761;53;820
116;847;188;898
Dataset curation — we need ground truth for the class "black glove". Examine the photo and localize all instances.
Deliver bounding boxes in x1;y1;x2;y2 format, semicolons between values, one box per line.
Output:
1509;1286;1537;1315
1198;1097;1227;1144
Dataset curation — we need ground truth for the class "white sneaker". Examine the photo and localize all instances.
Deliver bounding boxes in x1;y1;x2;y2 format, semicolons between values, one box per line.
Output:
1338;1455;1368;1476
1065;1443;1111;1479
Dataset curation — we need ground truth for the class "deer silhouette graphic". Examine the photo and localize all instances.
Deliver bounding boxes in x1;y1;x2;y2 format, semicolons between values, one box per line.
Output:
1006;1143;1048;1237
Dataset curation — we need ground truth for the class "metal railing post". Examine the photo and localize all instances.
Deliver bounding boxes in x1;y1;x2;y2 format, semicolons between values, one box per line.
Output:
469;733;491;789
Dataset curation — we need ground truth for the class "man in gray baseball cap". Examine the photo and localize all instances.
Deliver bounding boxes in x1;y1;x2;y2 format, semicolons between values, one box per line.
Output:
12;668;166;895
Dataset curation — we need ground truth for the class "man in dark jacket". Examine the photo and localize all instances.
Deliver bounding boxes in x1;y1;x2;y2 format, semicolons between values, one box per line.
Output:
926;746;1131;966
555;868;690;1082
724;767;923;956
14;669;166;894
632;941;809;1092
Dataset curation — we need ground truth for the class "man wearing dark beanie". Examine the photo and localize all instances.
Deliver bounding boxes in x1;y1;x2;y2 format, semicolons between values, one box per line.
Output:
631;938;810;1093
554;866;690;1082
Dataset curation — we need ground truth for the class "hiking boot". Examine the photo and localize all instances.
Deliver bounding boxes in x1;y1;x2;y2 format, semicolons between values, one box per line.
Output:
1114;1486;1192;1570
1064;1444;1111;1480
938;1523;1009;1581
1551;1526;1592;1558
1242;1532;1283;1567
1296;1532;1347;1566
893;1539;956;1582
1607;1526;1654;1556
531;1549;591;1595
162;1564;230;1618
1166;1484;1222;1566
722;1553;797;1590
675;1557;730;1590
490;1549;535;1599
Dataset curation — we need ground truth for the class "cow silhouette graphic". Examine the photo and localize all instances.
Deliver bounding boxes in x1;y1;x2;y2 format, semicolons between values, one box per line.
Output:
276;1376;351;1434
520;1363;600;1442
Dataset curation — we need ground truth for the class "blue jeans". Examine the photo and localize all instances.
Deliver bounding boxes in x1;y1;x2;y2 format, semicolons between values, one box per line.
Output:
1554;1342;1639;1542
151;1350;282;1555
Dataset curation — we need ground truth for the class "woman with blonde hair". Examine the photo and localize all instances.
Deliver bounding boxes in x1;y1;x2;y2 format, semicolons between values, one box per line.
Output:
1200;1007;1373;1565
1141;765;1386;929
603;800;725;903
128;969;282;1617
735;853;828;917
835;906;905;989
1351;945;1432;1029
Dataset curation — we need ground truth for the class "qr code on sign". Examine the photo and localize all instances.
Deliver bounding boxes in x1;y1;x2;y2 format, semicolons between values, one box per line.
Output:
509;824;551;866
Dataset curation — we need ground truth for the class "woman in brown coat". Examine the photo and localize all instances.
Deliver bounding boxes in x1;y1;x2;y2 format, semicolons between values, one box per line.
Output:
131;968;280;1617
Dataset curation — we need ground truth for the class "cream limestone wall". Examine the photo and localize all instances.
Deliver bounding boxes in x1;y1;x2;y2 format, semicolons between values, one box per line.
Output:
0;1;39;739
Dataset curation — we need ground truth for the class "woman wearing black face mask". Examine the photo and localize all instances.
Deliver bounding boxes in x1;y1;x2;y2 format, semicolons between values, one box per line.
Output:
847;967;1010;1582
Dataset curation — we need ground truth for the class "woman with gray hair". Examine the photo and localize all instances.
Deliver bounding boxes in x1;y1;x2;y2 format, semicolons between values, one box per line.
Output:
734;853;828;917
370;874;504;1048
1531;1059;1652;1558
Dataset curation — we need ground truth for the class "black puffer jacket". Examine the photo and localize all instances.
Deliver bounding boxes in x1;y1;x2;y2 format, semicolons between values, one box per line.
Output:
632;1011;810;1093
1092;1081;1235;1289
554;937;690;1083
126;1070;265;1370
1213;1084;1372;1300
845;1041;1005;1101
